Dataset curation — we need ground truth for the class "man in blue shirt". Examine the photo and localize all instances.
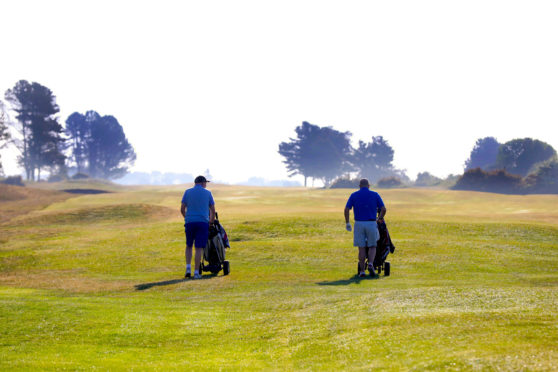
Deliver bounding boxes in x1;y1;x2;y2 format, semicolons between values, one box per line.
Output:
180;175;215;279
344;178;387;278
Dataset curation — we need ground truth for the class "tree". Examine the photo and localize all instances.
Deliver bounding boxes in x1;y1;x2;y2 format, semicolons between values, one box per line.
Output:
351;136;396;183
66;111;136;179
4;80;65;180
523;157;558;194
453;168;523;194
34;116;66;178
305;125;352;186
495;138;557;177
279;122;319;186
65;112;90;173
415;171;441;187
0;100;11;176
464;137;500;171
278;121;352;187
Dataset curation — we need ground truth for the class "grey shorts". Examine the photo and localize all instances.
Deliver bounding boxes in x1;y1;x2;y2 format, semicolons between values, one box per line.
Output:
353;221;379;247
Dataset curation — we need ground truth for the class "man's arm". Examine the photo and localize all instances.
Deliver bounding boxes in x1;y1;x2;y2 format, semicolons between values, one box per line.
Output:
344;208;351;223
344;207;352;231
377;206;387;221
180;203;186;218
209;204;215;224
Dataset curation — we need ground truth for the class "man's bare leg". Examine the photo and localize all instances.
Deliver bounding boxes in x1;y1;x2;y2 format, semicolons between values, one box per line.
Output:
185;245;193;277
194;247;203;273
358;247;367;276
368;246;377;275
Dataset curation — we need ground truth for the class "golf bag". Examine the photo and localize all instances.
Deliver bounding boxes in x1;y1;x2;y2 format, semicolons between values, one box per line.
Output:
373;220;395;275
359;220;396;276
200;213;230;275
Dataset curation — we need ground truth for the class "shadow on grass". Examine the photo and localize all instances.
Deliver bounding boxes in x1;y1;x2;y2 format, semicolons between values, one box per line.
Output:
316;274;380;286
135;279;187;290
135;274;220;290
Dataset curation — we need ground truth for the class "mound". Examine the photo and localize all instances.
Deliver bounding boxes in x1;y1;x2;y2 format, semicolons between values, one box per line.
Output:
0;184;74;224
11;203;175;226
1;184;35;201
29;179;124;193
63;189;111;194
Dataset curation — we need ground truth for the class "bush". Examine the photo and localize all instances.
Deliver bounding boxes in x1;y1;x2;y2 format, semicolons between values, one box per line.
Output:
2;175;24;186
438;174;460;189
415;172;441;187
48;174;66;183
329;178;359;189
453;168;523;194
523;158;558;194
377;176;405;188
72;173;90;180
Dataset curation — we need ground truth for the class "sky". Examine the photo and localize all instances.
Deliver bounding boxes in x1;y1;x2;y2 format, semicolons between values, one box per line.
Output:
1;0;557;184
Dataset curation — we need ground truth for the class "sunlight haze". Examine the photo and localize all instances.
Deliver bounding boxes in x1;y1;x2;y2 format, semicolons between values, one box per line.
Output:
1;0;557;183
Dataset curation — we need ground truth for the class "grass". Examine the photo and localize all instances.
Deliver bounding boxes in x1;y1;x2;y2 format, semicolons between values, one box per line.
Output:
0;183;557;370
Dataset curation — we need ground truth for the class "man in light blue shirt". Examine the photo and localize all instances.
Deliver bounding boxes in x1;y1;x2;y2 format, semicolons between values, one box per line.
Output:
344;178;387;278
180;175;215;279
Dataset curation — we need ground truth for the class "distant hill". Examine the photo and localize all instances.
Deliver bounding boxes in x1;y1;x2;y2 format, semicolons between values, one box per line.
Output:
235;177;302;187
115;173;301;187
115;171;194;185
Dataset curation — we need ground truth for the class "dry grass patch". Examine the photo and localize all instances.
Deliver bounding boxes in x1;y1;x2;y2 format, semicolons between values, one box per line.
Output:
8;203;176;226
0;270;131;293
0;184;74;224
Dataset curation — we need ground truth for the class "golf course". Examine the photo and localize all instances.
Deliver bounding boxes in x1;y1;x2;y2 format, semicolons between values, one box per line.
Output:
1;181;557;370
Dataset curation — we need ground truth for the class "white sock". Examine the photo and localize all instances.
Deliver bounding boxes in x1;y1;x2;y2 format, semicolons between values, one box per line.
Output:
186;264;191;272
194;270;199;275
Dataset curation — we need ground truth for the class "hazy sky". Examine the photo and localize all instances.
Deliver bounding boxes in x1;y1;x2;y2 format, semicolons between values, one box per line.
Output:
1;0;557;184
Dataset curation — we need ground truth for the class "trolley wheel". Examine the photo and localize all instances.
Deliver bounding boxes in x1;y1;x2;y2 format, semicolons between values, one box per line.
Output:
223;260;230;276
384;261;391;276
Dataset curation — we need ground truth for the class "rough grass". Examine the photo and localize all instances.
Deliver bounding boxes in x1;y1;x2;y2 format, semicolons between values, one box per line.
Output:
0;183;557;370
0;184;73;224
10;204;175;226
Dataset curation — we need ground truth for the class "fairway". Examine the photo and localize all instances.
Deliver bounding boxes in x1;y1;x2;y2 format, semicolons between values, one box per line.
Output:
1;183;557;370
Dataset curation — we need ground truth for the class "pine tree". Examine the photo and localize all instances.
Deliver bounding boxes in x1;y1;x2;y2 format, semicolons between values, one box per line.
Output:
4;80;65;180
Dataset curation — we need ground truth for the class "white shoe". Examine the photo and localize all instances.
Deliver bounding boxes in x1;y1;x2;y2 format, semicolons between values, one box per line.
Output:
194;273;202;279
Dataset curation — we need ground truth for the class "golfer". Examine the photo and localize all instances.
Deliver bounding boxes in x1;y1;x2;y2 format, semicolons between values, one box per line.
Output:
180;175;215;279
344;178;387;278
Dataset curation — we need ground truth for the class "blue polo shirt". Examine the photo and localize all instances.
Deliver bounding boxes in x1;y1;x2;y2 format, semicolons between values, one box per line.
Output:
181;185;215;223
345;188;385;221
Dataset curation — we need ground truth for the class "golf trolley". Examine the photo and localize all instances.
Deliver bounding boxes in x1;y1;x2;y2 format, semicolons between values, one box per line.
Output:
200;213;230;276
357;220;395;277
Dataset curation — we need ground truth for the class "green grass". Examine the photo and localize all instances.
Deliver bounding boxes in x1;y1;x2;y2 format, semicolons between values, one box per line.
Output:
1;184;557;370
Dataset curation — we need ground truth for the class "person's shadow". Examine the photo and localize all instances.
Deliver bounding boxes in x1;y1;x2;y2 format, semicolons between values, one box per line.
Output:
316;274;379;286
134;274;219;290
135;278;187;290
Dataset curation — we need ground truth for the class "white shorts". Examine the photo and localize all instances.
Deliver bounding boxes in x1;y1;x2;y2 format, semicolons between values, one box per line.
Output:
353;221;379;247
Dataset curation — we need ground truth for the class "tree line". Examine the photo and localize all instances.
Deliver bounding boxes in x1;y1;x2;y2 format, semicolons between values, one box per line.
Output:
0;80;135;181
455;136;558;194
278;123;558;194
278;121;406;187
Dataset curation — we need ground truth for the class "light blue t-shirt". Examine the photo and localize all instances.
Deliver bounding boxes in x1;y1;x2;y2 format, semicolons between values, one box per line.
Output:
181;185;215;223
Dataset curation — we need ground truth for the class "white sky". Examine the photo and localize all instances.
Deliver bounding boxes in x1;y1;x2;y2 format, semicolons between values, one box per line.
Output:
1;0;557;183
